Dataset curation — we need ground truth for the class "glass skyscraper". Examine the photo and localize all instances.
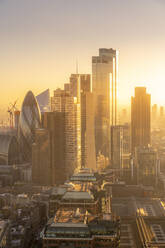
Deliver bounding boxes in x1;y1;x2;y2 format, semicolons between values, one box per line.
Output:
36;89;51;113
131;87;151;153
19;91;41;162
92;48;118;157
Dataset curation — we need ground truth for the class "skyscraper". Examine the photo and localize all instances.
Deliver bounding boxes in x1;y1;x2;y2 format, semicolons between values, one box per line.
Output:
36;89;51;113
111;126;123;170
32;112;66;185
69;74;94;167
32;128;51;185
135;146;158;186
43;112;66;184
51;89;81;175
152;104;158;122
160;106;164;118
131;87;151;153
68;74;96;169
18;91;41;162
69;74;91;100
81;92;96;170
92;48;118;156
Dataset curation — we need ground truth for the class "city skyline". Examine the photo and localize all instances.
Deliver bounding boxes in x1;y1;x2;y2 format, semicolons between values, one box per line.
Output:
0;2;165;248
0;0;165;108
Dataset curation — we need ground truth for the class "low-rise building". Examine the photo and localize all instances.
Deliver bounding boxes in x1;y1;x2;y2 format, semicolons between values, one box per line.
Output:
42;208;120;248
137;216;165;247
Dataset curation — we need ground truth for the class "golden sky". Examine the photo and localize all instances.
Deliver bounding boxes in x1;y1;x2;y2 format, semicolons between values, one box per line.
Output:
0;0;165;109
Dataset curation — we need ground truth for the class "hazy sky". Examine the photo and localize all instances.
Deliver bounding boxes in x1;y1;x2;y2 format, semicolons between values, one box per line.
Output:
0;0;165;109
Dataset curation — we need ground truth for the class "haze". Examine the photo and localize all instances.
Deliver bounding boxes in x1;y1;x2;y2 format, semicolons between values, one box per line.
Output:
0;0;165;107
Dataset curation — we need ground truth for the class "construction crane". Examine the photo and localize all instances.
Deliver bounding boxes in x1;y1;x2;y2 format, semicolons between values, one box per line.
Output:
7;107;13;128
7;100;18;128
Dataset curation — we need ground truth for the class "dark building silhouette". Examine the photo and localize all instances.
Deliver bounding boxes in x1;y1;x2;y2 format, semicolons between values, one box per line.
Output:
0;135;19;165
122;123;131;154
43;112;66;185
135;146;158;187
32;129;51;185
131;87;151;153
111;126;123;170
32;112;66;185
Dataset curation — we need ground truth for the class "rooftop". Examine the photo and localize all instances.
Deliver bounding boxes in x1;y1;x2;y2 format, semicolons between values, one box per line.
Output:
53;208;91;225
62;191;94;201
137;216;165;246
70;173;96;182
43;208;119;239
51;187;67;196
112;197;165;217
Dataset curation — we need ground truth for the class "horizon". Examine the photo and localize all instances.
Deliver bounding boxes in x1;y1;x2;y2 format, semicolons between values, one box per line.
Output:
0;0;165;109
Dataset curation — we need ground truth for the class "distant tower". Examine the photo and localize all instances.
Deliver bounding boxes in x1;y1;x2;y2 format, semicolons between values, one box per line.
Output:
152;104;158;122
120;108;128;125
160;106;164;118
131;87;151;153
64;83;70;91
92;48;118;156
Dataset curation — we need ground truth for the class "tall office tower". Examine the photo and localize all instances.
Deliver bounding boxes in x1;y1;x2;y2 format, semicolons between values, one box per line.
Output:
69;74;96;169
122;123;131;154
120;108;128;125
92;48;118;156
81;92;96;170
51;89;81;175
111;126;123;170
160;106;164;118
43;112;66;184
131;87;151;153
69;74;91;99
135;146;158;186
64;83;70;92
152;104;158;122
32;129;51;185
120;124;131;181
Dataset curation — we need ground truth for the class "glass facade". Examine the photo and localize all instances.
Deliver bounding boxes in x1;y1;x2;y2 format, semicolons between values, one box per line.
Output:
36;89;51;112
19;91;41;162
